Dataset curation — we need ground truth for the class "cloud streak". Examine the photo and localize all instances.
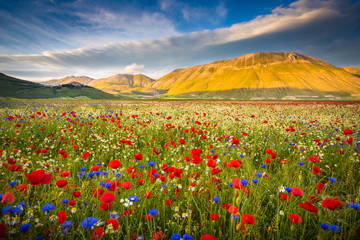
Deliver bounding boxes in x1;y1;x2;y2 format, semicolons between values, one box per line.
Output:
0;0;359;81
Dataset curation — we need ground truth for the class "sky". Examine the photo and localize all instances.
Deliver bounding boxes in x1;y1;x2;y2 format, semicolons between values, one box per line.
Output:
0;0;359;81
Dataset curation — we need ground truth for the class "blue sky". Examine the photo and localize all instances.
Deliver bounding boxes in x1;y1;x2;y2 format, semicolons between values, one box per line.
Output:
0;0;359;80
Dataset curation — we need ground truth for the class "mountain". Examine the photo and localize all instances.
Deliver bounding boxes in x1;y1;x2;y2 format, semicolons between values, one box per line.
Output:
45;73;157;95
150;52;360;100
342;67;360;77
0;73;117;99
45;76;94;86
89;74;156;95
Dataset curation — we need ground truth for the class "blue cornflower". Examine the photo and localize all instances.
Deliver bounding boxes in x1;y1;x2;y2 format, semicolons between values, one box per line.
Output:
285;187;292;192
261;164;266;168
229;183;233;187
95;171;101;176
62;221;72;228
149;209;158;216
19;223;31;232
34;236;43;240
80;167;86;171
171;233;181;240
88;172;95;178
255;172;263;178
100;182;106;187
115;173;122;178
139;165;145;169
320;223;329;230
81;217;98;228
2;205;12;214
0;194;3;200
62;199;69;204
183;234;194;240
330;225;341;232
241;179;248;186
214;197;220;203
42;203;55;212
10;181;17;187
231;215;239;221
148;161;156;167
298;162;304;166
252;179;259;184
13;205;22;214
128;195;139;202
153;173;159;178
328;177;337;183
105;183;112;188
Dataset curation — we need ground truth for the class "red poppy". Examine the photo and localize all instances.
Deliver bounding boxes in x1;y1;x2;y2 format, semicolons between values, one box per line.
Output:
228;206;239;215
192;155;202;164
265;148;273;154
291;187;304;196
24;170;52;186
0;224;7;237
101;192;116;203
123;181;133;189
92;227;105;239
207;159;216;168
1;192;15;204
91;166;100;171
134;153;143;160
152;231;167;240
93;189;105;198
311;166;321;175
7;158;16;165
107;218;120;230
145;192;152;199
209;214;219;220
308;156;320;163
68;200;76;206
72;191;81;198
228;160;242;169
165;199;172;206
211;168;222;175
303;201;318;214
343;128;353;135
60;171;71;177
100;203;113;211
82;152;91;160
200;234;218;240
56;180;68;188
241;214;255;225
109;160;121;169
280;194;291;201
322;198;341;210
289;214;302;224
317;182;325;194
179;139;185;144
58;211;67;224
15;184;28;194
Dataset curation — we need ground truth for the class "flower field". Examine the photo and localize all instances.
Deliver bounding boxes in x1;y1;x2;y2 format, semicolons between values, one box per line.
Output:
0;100;359;240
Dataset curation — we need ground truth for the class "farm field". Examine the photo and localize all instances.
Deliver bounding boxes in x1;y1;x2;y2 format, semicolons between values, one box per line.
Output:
0;100;359;239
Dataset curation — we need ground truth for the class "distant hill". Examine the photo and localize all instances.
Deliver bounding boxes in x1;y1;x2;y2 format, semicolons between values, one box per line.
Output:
0;73;117;99
342;67;360;77
89;74;156;95
45;76;94;86
150;52;360;100
46;73;157;95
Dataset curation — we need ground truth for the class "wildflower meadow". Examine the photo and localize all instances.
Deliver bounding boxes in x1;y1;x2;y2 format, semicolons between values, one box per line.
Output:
0;100;359;239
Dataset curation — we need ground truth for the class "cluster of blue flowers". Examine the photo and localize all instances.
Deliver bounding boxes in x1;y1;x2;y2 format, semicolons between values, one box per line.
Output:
81;217;98;228
171;233;193;240
321;223;341;232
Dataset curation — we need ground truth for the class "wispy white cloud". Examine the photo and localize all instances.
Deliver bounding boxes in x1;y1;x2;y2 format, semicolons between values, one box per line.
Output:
122;63;145;74
0;0;359;80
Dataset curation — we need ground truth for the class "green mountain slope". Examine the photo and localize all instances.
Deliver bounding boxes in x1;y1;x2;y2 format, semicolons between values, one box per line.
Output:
0;73;117;99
